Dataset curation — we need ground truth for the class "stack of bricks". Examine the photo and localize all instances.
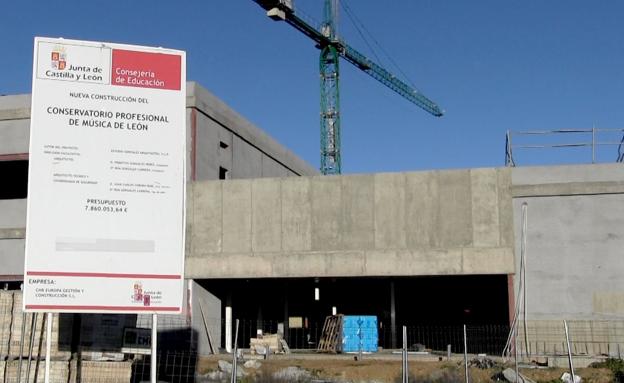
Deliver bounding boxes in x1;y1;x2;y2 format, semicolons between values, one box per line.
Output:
68;360;133;383
0;291;72;383
9;292;72;361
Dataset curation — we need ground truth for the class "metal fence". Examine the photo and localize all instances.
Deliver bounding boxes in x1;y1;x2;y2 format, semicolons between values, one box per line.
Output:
236;319;510;355
3;291;624;382
230;319;624;358
504;127;624;166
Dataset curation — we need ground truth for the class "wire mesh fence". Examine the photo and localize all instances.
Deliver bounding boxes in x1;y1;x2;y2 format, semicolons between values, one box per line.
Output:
236;319;510;355
513;320;624;358
380;324;510;356
3;288;624;382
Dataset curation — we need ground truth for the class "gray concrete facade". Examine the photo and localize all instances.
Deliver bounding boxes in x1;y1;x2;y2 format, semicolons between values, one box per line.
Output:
186;82;316;180
185;168;515;279
0;94;30;156
511;163;624;321
183;162;624;326
0;94;30;279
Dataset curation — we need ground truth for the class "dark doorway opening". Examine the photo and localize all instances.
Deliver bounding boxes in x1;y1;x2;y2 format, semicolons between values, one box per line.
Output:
0;160;28;199
199;274;510;350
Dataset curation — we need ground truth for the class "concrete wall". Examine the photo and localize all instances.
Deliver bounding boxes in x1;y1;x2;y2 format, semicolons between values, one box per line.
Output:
511;163;624;321
0;94;30;156
187;82;316;180
0;94;29;280
185;168;515;279
190;281;222;353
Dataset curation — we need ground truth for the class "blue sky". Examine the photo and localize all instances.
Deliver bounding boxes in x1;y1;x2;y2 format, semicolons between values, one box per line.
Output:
2;1;624;173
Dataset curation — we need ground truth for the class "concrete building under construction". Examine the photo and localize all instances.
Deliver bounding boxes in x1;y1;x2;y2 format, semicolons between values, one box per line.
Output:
2;83;624;357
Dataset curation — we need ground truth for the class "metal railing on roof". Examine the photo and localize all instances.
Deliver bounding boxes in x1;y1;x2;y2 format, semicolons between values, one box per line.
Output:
505;127;624;167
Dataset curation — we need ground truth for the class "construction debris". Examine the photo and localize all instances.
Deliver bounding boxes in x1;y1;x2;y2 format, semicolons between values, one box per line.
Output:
502;368;536;383
250;333;283;355
280;338;291;354
561;372;582;383
273;366;313;381
217;359;247;378
243;360;261;369
469;357;500;369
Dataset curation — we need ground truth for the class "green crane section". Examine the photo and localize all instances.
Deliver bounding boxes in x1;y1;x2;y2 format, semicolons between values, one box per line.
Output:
252;0;443;175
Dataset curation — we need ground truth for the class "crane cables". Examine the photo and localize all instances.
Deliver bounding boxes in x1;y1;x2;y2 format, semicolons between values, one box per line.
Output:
340;0;418;90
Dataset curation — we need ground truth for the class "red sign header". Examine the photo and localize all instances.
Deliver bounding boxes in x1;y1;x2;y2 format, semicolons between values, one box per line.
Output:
112;49;181;90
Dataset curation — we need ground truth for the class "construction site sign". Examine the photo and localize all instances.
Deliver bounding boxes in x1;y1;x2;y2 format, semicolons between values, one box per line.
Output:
24;37;186;314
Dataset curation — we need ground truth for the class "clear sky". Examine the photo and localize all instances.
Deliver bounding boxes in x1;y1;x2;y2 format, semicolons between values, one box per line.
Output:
2;1;624;173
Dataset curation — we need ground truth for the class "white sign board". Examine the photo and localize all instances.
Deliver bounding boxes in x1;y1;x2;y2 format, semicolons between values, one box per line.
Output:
24;37;186;314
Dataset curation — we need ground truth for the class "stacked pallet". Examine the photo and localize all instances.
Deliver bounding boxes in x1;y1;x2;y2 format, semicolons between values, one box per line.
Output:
9;292;72;361
0;291;136;383
317;315;343;353
3;360;70;383
68;360;133;383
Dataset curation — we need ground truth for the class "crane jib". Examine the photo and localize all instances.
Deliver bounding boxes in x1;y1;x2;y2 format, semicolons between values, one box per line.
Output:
280;8;444;117
251;0;444;175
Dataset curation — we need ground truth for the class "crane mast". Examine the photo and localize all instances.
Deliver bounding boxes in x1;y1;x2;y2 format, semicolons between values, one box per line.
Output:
319;0;340;174
252;0;443;175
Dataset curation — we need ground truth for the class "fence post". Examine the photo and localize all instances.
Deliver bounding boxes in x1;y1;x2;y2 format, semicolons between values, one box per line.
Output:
514;324;519;383
44;313;52;383
592;125;596;164
151;314;158;383
26;313;37;383
564;320;576;383
505;130;514;167
402;326;408;383
231;319;240;383
17;312;26;383
463;324;469;383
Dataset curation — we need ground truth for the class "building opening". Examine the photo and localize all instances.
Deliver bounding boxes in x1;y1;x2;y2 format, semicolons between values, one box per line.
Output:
199;274;510;351
0;160;28;199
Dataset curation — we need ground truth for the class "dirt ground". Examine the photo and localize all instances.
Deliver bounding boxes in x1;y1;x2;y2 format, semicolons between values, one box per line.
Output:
196;353;615;382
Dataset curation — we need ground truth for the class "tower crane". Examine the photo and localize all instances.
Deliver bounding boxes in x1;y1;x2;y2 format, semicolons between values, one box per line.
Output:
252;0;443;174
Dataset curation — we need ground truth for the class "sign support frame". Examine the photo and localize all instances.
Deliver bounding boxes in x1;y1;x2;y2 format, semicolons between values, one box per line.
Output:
151;314;158;383
44;312;52;383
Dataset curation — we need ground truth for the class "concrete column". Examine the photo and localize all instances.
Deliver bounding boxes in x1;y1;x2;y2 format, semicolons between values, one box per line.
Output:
283;281;289;343
390;280;397;349
225;293;232;353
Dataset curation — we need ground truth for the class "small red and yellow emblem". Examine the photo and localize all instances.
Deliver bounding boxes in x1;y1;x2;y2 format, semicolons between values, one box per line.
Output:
51;47;67;70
